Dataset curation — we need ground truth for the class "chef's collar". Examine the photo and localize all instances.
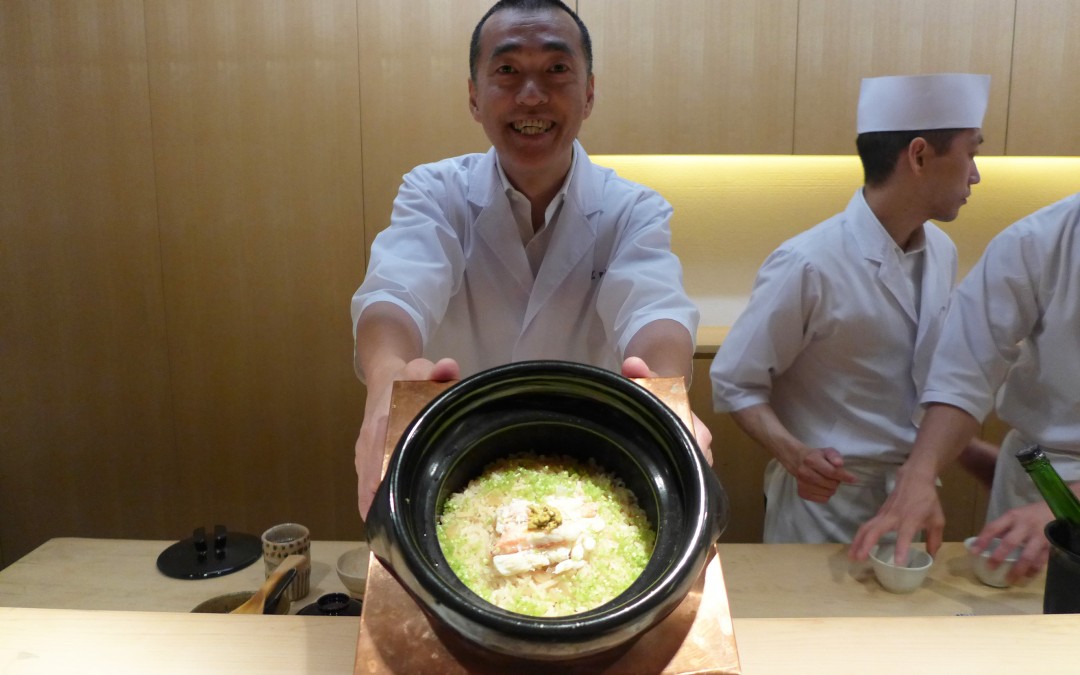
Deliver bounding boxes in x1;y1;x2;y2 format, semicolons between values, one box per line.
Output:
857;188;927;255
495;146;578;227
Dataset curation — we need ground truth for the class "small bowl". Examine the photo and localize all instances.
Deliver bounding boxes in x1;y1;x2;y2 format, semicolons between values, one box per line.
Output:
870;544;933;593
191;591;291;615
336;544;371;598
964;536;1021;588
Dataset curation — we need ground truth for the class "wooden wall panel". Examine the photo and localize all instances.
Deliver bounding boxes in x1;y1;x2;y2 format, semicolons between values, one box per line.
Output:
579;0;798;154
0;0;175;566
795;0;1015;155
145;0;366;543
358;0;491;251
1006;0;1080;155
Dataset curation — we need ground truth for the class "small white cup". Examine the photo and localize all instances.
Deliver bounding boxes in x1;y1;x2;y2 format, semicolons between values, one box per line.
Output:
870;543;933;594
964;536;1021;588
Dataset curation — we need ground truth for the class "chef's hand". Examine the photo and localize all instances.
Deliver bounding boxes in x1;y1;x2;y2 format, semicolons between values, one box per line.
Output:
620;357;713;465
786;446;858;503
850;466;943;565
971;501;1053;584
356;357;460;520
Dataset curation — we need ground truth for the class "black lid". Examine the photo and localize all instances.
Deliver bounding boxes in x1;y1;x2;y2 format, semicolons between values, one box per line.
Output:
298;592;363;616
156;525;262;580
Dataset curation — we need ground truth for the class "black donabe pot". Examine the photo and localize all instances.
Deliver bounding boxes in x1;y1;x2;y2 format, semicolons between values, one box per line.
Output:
365;360;729;661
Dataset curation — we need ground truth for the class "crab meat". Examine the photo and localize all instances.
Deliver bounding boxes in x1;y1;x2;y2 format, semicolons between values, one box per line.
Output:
490;497;604;576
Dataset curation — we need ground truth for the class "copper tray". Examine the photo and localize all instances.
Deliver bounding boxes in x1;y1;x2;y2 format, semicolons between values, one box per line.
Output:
354;378;742;674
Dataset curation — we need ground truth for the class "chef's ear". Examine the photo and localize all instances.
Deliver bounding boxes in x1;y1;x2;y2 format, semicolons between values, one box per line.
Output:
468;79;481;121
906;136;931;173
582;74;595;121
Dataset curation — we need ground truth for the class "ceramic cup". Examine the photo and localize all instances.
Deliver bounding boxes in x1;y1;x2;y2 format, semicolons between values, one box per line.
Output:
261;522;311;602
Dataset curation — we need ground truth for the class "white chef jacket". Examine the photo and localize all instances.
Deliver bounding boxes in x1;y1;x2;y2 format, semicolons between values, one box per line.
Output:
351;140;698;378
710;189;957;542
920;192;1080;519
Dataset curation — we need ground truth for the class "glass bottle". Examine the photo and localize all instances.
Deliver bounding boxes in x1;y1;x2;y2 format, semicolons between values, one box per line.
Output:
1015;444;1080;525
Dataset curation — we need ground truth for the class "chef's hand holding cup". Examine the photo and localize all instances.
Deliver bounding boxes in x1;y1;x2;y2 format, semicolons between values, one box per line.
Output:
261;523;311;602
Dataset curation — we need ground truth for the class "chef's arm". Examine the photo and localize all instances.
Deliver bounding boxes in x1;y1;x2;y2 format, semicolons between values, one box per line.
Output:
898;403;983;487
850;402;988;562
355;302;424;400
728;402;813;474
623;318;712;464
355;302;462;518
624;319;694;384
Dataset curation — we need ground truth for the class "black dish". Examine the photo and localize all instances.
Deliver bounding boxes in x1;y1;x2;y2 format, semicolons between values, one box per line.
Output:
157;525;261;580
298;592;363;616
365;360;728;661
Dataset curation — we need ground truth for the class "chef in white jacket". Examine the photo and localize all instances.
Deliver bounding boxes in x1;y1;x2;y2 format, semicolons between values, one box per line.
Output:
710;73;991;543
853;192;1080;580
351;0;702;519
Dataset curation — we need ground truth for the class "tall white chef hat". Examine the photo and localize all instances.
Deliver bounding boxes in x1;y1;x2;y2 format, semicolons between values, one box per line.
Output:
856;73;990;134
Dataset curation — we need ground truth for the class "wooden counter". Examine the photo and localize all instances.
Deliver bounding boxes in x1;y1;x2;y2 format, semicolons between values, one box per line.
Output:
0;538;1044;618
2;538;1075;674
0;538;363;615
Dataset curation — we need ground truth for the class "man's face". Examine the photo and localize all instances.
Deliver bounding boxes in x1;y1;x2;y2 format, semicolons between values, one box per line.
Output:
923;128;983;223
468;7;594;186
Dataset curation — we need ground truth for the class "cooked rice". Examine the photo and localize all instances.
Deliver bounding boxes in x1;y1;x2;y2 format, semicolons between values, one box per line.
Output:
436;453;655;617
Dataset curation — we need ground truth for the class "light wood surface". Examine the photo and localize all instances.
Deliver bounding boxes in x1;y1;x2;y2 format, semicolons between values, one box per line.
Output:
0;0;175;567
0;607;360;675
144;0;366;543
794;0;1015;154
0;538;1043;618
1006;0;1080;155
0;538;362;615
4;607;1080;675
580;0;798;154
357;0;491;252
733;614;1080;675
1;538;1075;674
4;607;1077;675
720;542;1043;618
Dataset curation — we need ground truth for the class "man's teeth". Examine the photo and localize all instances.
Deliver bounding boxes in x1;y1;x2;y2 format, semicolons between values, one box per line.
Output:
513;120;552;135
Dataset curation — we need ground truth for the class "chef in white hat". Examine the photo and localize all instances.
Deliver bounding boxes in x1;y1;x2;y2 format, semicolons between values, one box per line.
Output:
710;73;992;543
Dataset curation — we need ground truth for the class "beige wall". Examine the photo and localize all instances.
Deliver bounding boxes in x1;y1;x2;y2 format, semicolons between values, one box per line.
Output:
1;0;368;567
2;0;1077;568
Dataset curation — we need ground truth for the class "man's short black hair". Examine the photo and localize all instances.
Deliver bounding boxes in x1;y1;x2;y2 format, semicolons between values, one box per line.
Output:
469;0;593;81
856;129;966;186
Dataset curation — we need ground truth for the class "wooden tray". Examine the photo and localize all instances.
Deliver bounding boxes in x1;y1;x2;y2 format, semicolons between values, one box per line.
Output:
354;377;742;674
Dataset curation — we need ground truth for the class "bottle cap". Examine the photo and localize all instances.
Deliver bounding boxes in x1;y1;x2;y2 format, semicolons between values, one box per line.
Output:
1015;443;1046;466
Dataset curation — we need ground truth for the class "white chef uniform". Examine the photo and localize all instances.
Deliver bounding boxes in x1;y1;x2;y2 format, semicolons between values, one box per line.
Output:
351;140;699;378
711;189;957;542
709;72;989;543
920;192;1080;521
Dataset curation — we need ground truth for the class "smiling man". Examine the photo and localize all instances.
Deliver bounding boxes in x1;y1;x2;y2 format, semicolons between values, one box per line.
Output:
710;73;992;543
350;0;704;519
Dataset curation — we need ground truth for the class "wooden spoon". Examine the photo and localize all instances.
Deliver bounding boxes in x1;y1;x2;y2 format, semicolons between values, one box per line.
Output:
231;553;307;615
